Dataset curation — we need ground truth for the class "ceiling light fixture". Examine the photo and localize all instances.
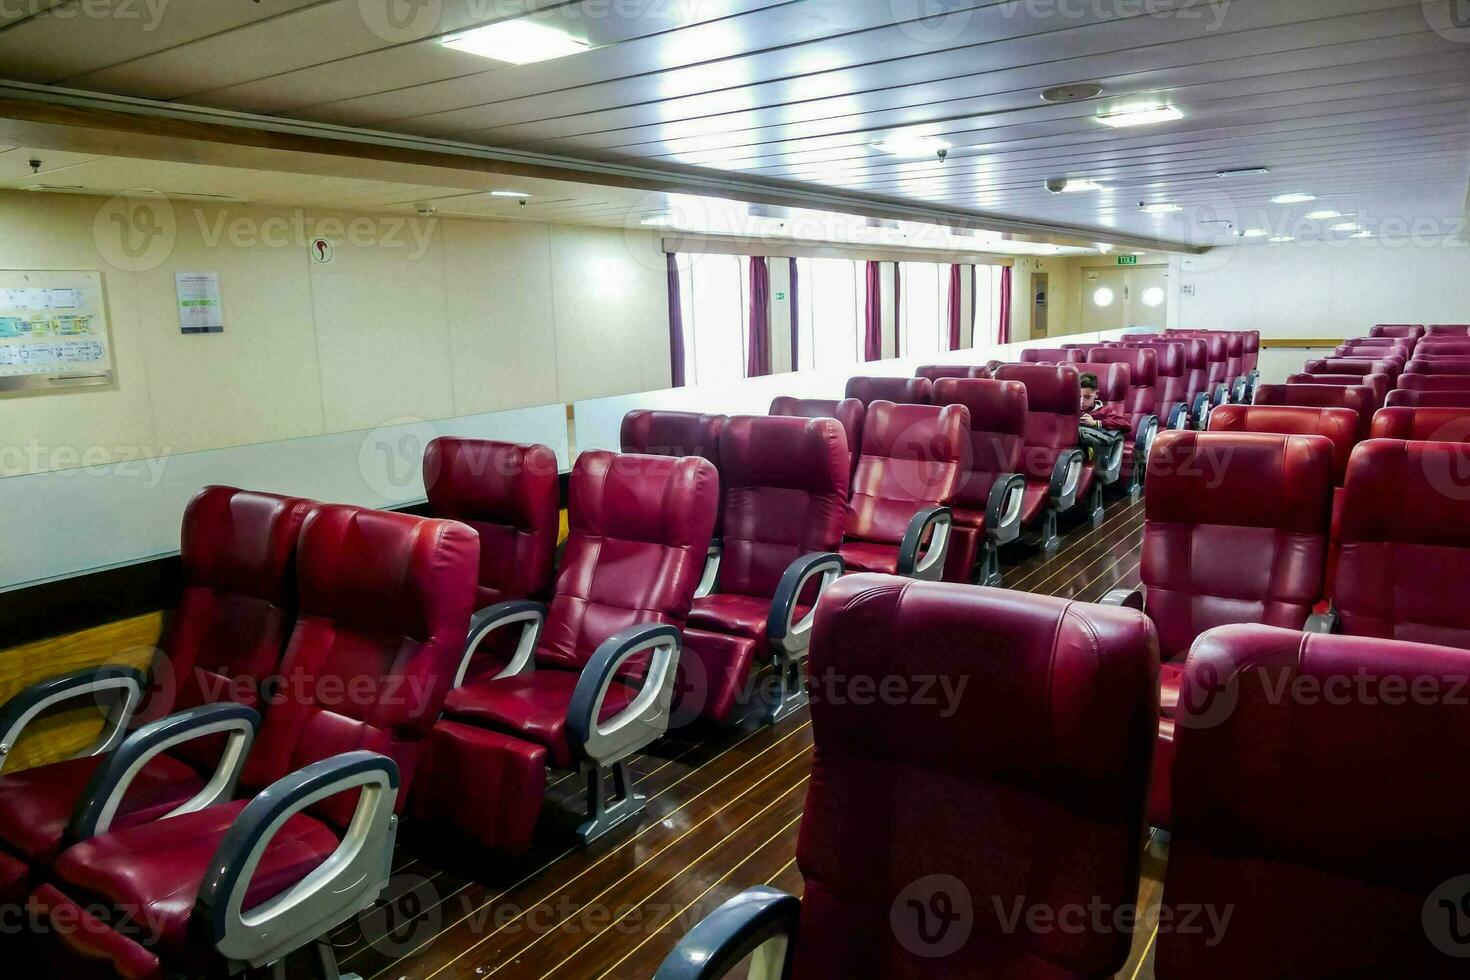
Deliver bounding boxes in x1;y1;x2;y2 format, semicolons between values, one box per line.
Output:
1096;104;1184;128
1306;209;1347;220
1140;202;1182;214
1216;167;1270;178
640;213;675;227
872;134;951;158
1272;192;1316;204
490;190;530;198
443;18;589;64
1062;179;1106;193
1240;229;1268;238
1350;230;1375;239
1270;236;1294;243
1041;82;1103;104
1330;222;1363;232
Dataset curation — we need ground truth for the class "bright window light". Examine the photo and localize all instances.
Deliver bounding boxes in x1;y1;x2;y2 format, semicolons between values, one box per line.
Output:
1096;104;1184;128
1141;203;1182;215
1272;192;1316;204
443;19;590;64
872;134;950;158
1093;287;1116;307
1141;287;1165;308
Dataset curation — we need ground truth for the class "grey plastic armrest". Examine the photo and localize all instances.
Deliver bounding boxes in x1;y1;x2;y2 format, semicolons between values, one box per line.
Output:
0;665;147;768
767;552;844;657
67;702;260;843
986;474;1027;547
1102;587;1146;611
457;600;546;685
568;624;681;767
1048;449;1086;512
198;750;400;970
694;542;723;599
896;506;952;582
654;886;800;980
1166;402;1190;429
1305;611;1338;634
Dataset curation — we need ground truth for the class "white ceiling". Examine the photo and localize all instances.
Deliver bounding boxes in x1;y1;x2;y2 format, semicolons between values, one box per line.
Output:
0;0;1467;247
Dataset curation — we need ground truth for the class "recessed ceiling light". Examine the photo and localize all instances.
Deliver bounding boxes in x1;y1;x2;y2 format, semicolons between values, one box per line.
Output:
1061;179;1107;193
443;19;590;64
1141;202;1182;214
1241;229;1268;238
872;134;950;158
1131;251;1147;256
1330;222;1363;232
1351;230;1375;239
1272;192;1316;204
640;213;675;227
1097;104;1184;128
490;190;530;198
1270;236;1294;243
1306;209;1347;220
1217;167;1270;178
1097;243;1114;253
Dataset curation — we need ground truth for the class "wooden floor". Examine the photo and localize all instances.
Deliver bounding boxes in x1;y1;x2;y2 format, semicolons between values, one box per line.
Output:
296;493;1159;980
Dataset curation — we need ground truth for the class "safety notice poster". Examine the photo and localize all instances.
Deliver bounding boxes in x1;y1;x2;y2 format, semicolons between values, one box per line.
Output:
0;270;114;394
175;271;224;334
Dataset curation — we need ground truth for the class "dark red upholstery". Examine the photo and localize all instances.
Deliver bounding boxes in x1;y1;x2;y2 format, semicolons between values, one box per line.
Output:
1336;344;1409;360
1413;341;1470;357
621;409;724;536
1370;406;1470;442
1125;340;1188;419
794;577;1158;979
844;375;932;406
1386;388;1470;408
1287;372;1390;409
1158;624;1470;979
40;505;479;973
916;363;989;381
994;363;1090;525
840;402;966;573
1222;332;1245;381
1303;357;1399;379
1405;356;1470;375
0;487;313;896
1180;332;1229;392
1019;347;1080;364
1397;373;1470;392
932;378;1027;582
681;416;850;724
1371;323;1424;339
1088;346;1158;478
1334;439;1470;647
1428;323;1470;335
1209;405;1358;487
1240;329;1260;373
1253;383;1375;439
424;437;559;608
769;396;865;476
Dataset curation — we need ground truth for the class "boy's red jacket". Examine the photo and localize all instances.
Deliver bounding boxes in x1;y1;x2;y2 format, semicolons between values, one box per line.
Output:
1087;401;1132;431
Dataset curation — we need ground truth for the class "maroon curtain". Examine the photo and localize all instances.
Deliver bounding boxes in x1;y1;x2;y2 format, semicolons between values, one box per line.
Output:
863;260;882;361
947;264;963;351
747;255;771;378
666;252;686;386
788;257;800;370
999;264;1013;344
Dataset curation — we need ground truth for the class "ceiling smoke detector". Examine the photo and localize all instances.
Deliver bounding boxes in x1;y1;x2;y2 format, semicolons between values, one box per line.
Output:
1041;83;1103;104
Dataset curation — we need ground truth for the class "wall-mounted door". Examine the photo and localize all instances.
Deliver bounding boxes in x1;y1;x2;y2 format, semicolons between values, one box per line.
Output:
1128;266;1169;327
1082;269;1128;332
1032;273;1049;338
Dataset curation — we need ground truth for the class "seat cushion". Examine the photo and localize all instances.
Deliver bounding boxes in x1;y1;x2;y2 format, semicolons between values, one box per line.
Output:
28;883;166;980
443;668;638;769
413;720;548;855
1020;481;1048;524
687;592;775;641
1158;661;1185;717
51;799;339;965
0;848;28;908
837;539;900;575
0;752;205;869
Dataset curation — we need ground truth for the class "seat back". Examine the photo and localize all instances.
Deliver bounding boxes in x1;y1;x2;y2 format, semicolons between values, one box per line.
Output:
1240;329;1260;372
243;505;479;826
1413;341;1470;357
715;416;850;599
1254;383;1375;439
1209;405;1358;487
539;451;719;672
1140;431;1332;658
1405;356;1470;376
1385;388;1470;408
1158;624;1470;978
1088;346;1158;426
155;487;316;752
845;376;932;406
1370;406;1470;442
1398;372;1470;392
1089;361;1132;424
621;409;724;535
1220;332;1245;380
1370;323;1425;339
1191;333;1230;387
932;378;1027;514
1427;324;1470;336
916;363;988;381
845;401;967;545
769;396;865;476
994;363;1083;483
423;438;559;607
1334;439;1470;646
1019;347;1079;364
796;577;1158;979
1125;339;1188;407
1336;344;1409;360
1303;357;1398;378
1287;373;1390;408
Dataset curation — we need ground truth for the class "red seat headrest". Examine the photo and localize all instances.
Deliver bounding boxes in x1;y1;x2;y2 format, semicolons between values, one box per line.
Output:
1209;405;1358;485
845;376;932;406
1146;430;1333;535
1369;406;1470;443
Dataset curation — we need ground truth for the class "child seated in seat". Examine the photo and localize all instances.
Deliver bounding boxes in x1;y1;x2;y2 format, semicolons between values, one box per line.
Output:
1078;372;1129;460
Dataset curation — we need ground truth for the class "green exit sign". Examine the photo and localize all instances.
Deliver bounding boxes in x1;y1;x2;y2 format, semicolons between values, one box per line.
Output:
1117;254;1139;265
775;291;786;300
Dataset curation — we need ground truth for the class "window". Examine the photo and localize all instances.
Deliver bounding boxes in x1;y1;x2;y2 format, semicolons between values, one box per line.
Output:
1141;286;1165;308
683;253;746;387
804;257;861;368
900;262;942;357
1093;287;1116;307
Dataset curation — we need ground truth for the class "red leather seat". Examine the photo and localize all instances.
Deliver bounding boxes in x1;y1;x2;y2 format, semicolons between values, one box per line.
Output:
1370;405;1470;442
1332;439;1470;647
1124;339;1191;426
1303;356;1401;379
657;577;1159;980
1240;329;1260;374
1427;323;1470;336
1405;356;1470;376
1397;372;1470;392
679;415;849;725
424;437;559;612
1385;388;1470;408
769;396;865;476
1157;624;1470;979
994;363;1093;547
932;378;1028;586
1370;323;1425;339
839;401;966;579
916;363;989;381
30;505;479;978
1413;341;1470;357
844;375;932;406
1115;430;1333;828
1088;345;1160;488
622;409;725;541
1253;383;1374;441
1336;343;1410;360
1287;372;1390;409
1019;347;1079;364
1175;332;1230;401
0;487;313;901
423;450;719;853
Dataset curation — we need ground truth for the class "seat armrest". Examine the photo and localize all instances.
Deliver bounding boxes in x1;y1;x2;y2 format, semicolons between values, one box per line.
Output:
694;542;722;599
1305;611;1338;634
1048;450;1085;512
1190;392;1211;430
1102;587;1146;611
197;750;400;970
66;702;260;843
1166;401;1190;429
896;506;952;582
568;624;681;767
654;886;800;980
768;552;844;656
458;600;547;685
1132;414;1159;490
0;665;148;769
1230;378;1248;403
985;474;1027;548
